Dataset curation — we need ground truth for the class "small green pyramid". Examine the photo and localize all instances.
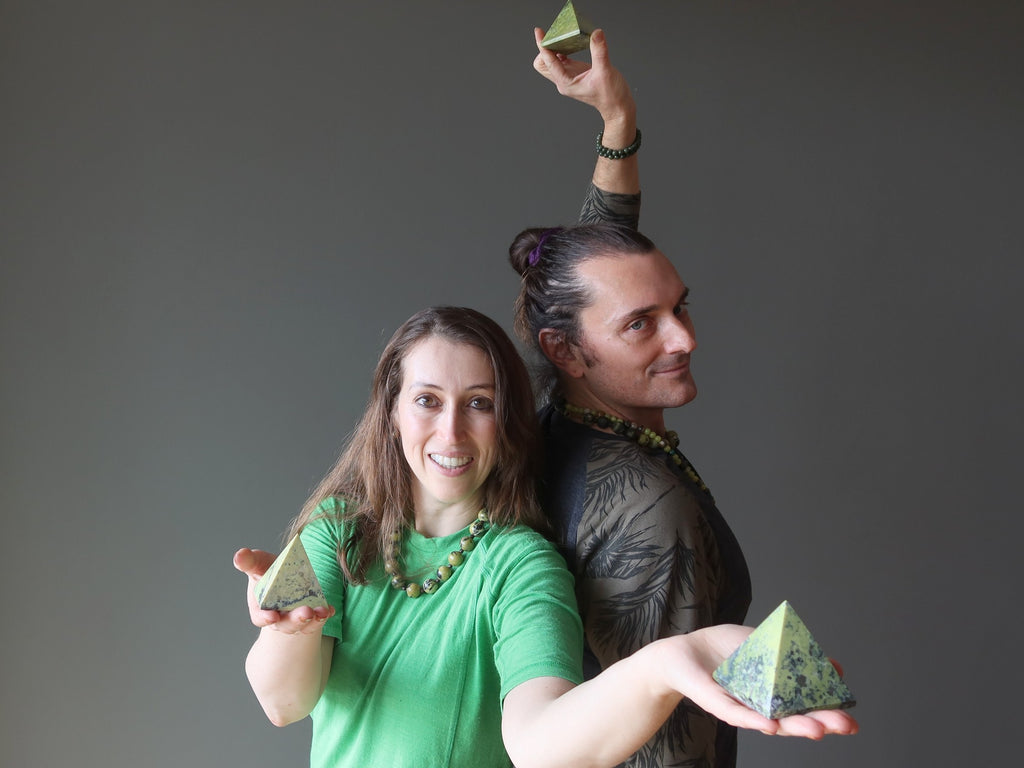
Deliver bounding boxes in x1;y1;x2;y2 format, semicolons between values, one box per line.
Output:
713;600;856;718
254;533;328;612
540;1;595;55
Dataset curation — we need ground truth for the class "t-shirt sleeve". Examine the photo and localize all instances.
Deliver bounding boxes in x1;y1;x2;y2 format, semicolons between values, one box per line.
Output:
299;501;349;640
578;182;641;229
490;533;584;700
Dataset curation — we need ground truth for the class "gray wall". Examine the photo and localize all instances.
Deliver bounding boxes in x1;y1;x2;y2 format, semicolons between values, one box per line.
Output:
2;1;1020;766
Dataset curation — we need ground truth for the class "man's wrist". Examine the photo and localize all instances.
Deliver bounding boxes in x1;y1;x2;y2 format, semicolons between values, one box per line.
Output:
597;128;641;160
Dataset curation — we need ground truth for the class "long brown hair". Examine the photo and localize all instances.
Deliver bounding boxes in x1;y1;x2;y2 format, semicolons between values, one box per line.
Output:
288;306;546;583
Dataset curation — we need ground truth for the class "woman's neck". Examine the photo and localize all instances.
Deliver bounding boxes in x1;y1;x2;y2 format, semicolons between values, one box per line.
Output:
412;499;482;538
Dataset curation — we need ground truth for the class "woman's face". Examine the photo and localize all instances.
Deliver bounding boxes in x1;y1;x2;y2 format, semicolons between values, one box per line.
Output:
394;336;499;520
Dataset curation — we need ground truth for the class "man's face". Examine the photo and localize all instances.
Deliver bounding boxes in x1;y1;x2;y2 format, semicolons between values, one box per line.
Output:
571;250;697;428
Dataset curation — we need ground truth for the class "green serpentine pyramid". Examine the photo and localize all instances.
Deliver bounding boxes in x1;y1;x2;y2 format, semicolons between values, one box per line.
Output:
713;600;856;718
540;1;595;55
254;533;328;612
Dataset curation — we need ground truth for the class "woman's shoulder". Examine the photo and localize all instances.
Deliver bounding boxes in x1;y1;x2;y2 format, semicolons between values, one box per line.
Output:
316;495;349;516
485;524;564;565
301;496;355;539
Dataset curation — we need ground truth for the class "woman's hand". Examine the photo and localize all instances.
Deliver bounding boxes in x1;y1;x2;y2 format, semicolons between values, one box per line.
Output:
660;625;859;739
233;547;334;633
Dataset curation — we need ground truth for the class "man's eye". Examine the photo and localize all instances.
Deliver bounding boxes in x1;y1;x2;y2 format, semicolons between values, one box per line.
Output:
629;319;647;331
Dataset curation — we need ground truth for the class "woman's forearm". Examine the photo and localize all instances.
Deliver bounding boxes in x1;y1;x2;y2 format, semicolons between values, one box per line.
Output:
503;639;683;768
245;629;333;726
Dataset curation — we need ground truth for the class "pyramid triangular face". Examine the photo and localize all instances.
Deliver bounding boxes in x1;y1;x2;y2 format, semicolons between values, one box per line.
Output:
713;601;856;718
540;2;595;55
254;533;328;612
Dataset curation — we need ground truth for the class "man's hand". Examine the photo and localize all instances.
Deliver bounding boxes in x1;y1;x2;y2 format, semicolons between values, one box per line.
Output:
532;27;635;125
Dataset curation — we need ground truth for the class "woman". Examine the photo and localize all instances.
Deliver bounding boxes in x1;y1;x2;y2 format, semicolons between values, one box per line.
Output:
234;306;856;768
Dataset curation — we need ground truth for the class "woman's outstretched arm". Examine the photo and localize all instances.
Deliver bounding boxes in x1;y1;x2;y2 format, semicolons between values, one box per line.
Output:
234;548;335;726
502;624;858;768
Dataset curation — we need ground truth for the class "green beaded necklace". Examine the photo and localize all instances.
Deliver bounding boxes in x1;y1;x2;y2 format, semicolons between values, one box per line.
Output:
384;509;489;598
554;399;711;497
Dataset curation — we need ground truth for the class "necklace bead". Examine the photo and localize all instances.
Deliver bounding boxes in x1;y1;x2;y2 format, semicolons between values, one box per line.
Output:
385;509;489;598
555;399;711;496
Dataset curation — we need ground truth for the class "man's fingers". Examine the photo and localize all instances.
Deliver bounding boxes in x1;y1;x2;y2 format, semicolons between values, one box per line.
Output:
588;28;609;69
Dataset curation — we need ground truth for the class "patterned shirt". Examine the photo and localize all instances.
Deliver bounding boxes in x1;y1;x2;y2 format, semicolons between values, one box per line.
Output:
541;185;752;768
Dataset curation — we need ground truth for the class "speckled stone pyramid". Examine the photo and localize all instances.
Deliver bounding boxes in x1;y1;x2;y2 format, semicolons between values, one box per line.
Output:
713;600;856;718
254;533;328;612
540;1;595;55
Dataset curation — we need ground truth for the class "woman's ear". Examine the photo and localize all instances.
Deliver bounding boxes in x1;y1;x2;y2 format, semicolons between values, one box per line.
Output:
538;329;586;379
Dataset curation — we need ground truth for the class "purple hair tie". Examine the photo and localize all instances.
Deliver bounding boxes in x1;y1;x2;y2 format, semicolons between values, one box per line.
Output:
528;229;557;267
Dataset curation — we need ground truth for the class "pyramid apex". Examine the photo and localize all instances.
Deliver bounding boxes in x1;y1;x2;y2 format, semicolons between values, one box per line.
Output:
540;2;595;56
713;600;856;718
254;533;328;612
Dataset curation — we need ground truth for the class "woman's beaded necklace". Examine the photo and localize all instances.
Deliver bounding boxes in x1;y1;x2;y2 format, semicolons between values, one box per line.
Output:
384;509;489;598
554;399;712;497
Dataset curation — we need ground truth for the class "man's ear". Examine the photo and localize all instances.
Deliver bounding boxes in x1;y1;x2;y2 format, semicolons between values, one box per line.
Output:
538;328;586;378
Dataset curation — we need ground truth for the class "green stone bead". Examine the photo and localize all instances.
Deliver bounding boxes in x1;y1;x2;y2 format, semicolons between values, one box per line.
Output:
469;520;486;536
390;576;406;590
448;551;464;566
422;578;439;594
477;510;488;522
405;583;422;598
437;565;453;581
461;536;476;551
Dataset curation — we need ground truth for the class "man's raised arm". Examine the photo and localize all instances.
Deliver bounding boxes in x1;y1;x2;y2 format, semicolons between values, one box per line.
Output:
532;27;641;229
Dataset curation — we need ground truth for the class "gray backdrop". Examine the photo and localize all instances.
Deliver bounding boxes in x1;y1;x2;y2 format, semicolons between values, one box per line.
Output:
2;1;1021;766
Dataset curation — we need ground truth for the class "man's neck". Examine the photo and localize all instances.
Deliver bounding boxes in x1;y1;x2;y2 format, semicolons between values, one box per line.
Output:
555;385;668;434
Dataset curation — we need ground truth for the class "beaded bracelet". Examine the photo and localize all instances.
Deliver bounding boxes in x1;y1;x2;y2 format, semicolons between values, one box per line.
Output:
596;128;642;159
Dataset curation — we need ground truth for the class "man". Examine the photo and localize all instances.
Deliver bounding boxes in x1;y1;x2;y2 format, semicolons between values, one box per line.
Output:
516;30;752;768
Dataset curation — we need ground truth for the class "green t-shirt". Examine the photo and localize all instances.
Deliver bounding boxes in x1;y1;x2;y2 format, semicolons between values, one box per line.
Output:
300;501;584;768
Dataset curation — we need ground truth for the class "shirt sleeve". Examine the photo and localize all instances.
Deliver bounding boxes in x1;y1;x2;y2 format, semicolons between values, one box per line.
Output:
578;182;642;230
300;500;349;640
489;532;584;700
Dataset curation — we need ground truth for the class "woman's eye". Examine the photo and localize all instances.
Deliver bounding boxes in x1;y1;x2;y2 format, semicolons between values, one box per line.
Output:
415;394;438;408
469;397;494;411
